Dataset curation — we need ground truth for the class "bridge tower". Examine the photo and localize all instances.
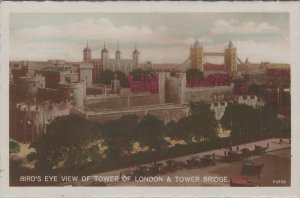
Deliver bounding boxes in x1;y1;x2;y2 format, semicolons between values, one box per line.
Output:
190;40;204;71
224;40;237;73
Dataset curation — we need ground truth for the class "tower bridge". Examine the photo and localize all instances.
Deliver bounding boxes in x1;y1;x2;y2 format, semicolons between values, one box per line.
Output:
203;52;225;56
183;40;238;74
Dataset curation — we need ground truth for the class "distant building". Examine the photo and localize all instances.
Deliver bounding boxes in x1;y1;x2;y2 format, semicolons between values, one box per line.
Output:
101;43;139;75
82;42;139;83
235;95;265;108
10;74;45;102
82;42;102;84
37;66;75;88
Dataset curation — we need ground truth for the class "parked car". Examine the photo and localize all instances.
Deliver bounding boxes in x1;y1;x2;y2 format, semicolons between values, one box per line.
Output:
241;161;264;175
223;151;240;162
186;156;201;168
253;145;267;155
240;148;252;158
200;155;216;167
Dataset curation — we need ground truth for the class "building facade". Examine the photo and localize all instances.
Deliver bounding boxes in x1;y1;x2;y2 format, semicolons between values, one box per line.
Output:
100;44;140;75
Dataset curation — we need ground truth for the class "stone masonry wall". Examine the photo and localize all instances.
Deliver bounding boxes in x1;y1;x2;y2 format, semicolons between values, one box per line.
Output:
84;94;160;111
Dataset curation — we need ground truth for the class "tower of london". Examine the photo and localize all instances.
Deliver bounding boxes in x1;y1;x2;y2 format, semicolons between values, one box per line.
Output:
84;42;140;76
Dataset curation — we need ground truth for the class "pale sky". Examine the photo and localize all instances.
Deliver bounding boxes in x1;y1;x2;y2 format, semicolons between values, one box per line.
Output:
10;13;290;64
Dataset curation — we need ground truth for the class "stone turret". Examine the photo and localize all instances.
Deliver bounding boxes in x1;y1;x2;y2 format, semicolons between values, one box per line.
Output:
115;42;121;60
133;44;139;67
83;41;92;62
59;82;84;110
101;42;109;70
224;40;237;73
190;40;204;71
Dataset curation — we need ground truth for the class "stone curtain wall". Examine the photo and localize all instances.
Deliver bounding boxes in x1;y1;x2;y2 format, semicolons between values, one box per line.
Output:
87;105;189;123
84;94;160;111
185;84;234;103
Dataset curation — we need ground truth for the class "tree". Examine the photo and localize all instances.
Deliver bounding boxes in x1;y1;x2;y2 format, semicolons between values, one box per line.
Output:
9;140;20;154
130;68;156;81
28;115;100;170
167;102;217;143
168;117;194;144
114;71;128;87
137;114;167;150
101;115;139;158
130;68;146;81
102;70;129;88
186;68;204;80
260;104;279;132
189;102;218;141
102;69;114;85
248;84;266;97
221;103;261;137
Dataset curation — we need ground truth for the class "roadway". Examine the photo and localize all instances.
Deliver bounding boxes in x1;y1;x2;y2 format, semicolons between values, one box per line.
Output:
69;138;291;186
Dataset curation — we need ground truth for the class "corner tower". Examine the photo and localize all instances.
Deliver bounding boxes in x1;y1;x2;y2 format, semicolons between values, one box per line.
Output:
224;40;237;73
190;40;204;71
101;42;109;71
133;44;139;68
115;42;121;60
83;41;92;62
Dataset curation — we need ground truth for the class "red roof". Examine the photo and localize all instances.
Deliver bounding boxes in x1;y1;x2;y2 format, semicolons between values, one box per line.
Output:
187;73;230;88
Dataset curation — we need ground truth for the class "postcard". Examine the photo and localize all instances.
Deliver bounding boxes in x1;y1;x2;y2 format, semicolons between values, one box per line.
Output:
1;1;300;197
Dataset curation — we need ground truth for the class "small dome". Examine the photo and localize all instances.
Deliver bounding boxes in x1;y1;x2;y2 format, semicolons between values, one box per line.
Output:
133;44;139;54
83;46;91;53
133;49;139;54
101;46;109;53
193;40;200;48
228;40;234;49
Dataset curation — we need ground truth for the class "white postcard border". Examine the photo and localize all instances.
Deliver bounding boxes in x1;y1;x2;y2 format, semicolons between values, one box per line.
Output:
1;1;300;197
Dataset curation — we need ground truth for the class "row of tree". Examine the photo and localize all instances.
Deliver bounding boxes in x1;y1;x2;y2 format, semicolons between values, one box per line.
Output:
186;68;204;80
27;102;215;170
167;102;217;143
102;70;128;87
221;103;279;136
27;101;287;170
